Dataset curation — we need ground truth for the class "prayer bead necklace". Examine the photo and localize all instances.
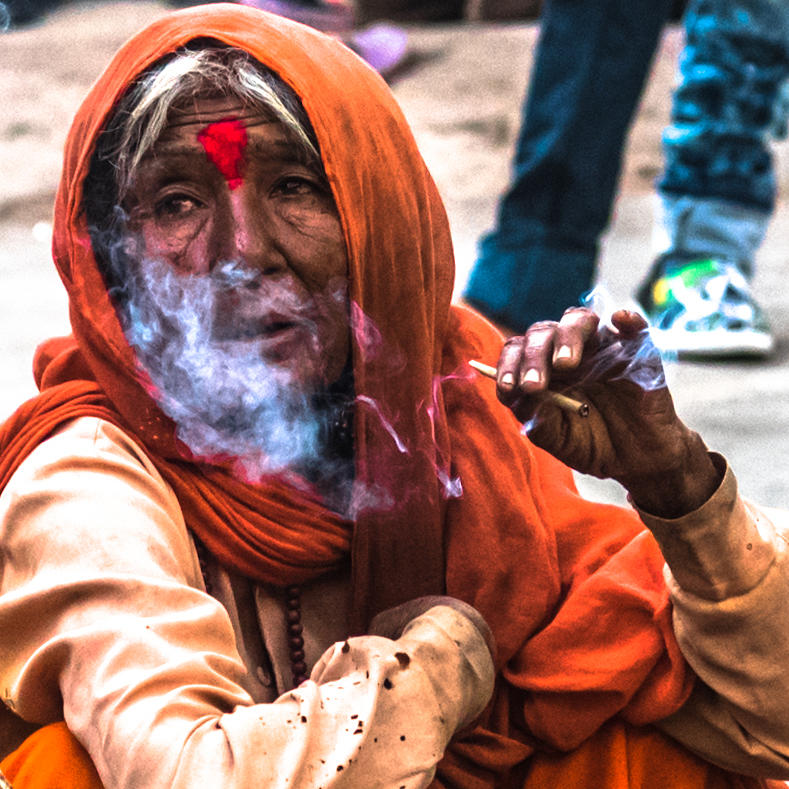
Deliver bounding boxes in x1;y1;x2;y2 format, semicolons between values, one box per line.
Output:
285;585;308;686
195;540;308;688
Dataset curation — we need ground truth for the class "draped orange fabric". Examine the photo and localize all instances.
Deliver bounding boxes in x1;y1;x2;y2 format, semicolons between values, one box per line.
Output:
0;724;102;789
0;340;352;587
0;3;766;786
515;720;763;789
437;719;766;789
0;720;768;789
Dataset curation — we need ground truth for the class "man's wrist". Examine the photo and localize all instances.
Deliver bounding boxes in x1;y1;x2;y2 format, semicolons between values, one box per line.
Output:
621;439;723;519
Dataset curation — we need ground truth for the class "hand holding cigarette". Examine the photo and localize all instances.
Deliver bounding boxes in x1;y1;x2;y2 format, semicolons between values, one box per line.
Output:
473;307;720;515
468;360;589;417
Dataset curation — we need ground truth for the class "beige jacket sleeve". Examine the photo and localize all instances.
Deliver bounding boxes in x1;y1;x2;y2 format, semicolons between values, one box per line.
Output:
635;455;789;778
0;417;494;789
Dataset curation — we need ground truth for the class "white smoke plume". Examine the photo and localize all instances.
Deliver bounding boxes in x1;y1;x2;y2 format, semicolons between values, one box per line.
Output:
99;215;464;512
122;256;348;487
581;284;667;391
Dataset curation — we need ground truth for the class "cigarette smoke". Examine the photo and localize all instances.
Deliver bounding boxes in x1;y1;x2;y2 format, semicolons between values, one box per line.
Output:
350;301;462;500
0;4;10;32
355;395;408;454
350;300;406;374
122;254;344;486
96;215;463;513
515;287;668;435
426;372;463;499
581;285;666;391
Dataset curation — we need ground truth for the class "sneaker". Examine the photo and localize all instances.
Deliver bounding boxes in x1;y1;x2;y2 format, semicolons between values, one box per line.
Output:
636;257;774;358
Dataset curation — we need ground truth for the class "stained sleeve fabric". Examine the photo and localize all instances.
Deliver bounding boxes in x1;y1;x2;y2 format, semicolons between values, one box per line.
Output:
636;456;789;778
0;417;494;788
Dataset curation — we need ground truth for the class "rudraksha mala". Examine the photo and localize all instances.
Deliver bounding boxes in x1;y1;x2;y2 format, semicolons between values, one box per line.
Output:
285;585;308;686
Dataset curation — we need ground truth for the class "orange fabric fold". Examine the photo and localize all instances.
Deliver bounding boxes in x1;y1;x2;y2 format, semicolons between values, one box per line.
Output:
0;3;762;785
435;719;766;789
0;724;102;789
1;339;351;588
1;719;767;789
518;720;762;789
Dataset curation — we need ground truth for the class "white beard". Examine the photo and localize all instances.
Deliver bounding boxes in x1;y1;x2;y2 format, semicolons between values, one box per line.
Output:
120;257;343;484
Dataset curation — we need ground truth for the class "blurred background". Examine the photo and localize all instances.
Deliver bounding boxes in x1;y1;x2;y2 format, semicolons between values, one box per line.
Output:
2;0;789;506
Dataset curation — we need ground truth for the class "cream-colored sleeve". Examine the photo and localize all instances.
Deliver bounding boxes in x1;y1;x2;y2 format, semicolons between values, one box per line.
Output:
0;417;494;789
635;455;789;778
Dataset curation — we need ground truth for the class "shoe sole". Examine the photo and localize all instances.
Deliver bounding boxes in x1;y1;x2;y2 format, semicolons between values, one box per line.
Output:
650;327;775;359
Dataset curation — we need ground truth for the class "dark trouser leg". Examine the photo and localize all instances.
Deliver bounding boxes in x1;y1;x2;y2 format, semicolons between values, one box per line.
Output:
659;0;789;214
464;0;671;332
652;0;789;282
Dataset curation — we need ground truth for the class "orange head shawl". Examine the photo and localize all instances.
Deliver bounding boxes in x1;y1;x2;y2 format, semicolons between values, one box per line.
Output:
0;4;704;783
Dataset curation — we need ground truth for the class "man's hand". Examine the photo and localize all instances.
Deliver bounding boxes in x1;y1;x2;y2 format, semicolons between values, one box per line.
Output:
493;307;722;517
369;595;496;664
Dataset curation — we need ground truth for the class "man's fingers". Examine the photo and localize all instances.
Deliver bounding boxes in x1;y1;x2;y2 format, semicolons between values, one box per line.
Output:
497;338;524;394
519;322;556;391
493;309;606;405
553;308;600;368
610;309;648;337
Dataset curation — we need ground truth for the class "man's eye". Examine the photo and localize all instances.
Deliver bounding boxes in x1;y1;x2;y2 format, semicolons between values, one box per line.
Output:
272;177;320;197
155;195;202;218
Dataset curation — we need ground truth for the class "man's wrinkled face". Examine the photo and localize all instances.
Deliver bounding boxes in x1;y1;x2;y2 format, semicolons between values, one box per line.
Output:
125;96;350;390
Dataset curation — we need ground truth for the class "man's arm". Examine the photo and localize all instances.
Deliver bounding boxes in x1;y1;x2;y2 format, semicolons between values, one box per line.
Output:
0;417;494;788
637;461;789;777
492;307;789;776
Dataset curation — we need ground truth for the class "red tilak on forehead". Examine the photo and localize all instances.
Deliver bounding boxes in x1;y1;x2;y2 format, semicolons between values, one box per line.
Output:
197;117;248;190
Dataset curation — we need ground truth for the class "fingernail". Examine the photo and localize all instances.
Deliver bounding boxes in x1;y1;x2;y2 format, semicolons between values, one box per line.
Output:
555;345;572;361
521;368;541;385
500;372;515;388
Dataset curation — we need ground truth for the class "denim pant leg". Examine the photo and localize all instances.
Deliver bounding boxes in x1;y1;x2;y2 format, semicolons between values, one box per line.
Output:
464;0;671;332
656;0;789;276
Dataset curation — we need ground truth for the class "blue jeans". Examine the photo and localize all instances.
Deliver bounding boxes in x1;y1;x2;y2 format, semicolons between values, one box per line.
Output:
463;0;672;332
655;0;789;276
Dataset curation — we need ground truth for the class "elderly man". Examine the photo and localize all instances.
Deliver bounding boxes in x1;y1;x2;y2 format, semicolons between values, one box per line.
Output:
0;5;788;788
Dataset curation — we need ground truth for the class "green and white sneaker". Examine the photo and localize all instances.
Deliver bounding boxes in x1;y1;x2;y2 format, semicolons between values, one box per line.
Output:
636;257;774;358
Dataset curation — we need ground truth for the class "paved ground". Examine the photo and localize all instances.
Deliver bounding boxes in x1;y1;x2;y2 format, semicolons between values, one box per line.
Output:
2;1;789;506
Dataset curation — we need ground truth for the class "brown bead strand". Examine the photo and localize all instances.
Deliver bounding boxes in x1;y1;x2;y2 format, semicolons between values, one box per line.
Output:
194;543;306;687
194;538;213;597
286;585;308;686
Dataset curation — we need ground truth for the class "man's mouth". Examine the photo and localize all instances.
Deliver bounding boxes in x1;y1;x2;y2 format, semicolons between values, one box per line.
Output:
237;319;297;340
213;313;310;346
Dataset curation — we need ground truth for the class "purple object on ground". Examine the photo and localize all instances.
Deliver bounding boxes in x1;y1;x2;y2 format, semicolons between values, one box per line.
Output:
348;23;409;76
239;1;409;77
239;0;354;31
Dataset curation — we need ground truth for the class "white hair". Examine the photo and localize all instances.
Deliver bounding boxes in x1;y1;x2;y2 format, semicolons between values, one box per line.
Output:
84;44;325;293
106;46;321;200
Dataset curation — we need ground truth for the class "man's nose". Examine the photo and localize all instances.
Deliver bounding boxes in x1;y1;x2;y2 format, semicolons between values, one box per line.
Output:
226;193;286;275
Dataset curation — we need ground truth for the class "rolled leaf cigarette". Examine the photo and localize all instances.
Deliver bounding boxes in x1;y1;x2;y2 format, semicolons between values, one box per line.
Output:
548;392;590;417
468;359;497;378
469;359;590;417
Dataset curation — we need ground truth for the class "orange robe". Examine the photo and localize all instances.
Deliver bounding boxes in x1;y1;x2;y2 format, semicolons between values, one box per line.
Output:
0;4;774;786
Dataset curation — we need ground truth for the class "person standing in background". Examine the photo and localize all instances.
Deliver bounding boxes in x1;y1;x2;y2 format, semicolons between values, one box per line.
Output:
465;0;788;361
